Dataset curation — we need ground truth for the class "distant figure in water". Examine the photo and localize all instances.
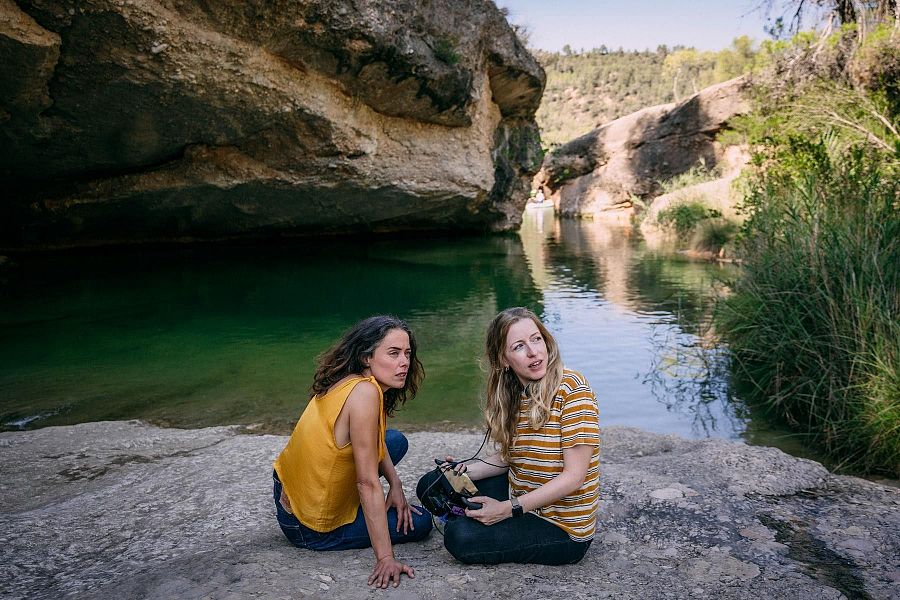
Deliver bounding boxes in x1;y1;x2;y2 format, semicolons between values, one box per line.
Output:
533;186;546;204
272;315;431;589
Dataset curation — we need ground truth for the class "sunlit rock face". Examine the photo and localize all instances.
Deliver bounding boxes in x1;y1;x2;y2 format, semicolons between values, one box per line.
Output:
535;77;750;220
0;0;544;250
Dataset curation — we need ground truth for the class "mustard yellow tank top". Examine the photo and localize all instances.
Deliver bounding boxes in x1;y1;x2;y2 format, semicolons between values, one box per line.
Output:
273;375;386;532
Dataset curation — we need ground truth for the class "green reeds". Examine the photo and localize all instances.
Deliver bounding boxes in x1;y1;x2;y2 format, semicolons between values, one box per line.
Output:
690;218;739;254
718;144;900;476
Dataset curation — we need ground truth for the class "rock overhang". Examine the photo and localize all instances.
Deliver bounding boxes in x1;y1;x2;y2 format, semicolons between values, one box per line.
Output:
1;0;545;250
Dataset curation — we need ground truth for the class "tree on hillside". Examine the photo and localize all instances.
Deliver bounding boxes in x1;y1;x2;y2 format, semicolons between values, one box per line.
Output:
714;36;756;81
663;49;717;100
535;38;761;147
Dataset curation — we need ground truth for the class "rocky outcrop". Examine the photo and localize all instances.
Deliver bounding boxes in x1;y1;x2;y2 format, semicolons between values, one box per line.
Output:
2;421;898;599
535;77;750;220
639;144;750;248
0;0;544;250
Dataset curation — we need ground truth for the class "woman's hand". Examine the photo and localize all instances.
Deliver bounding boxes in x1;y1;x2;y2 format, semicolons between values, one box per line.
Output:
385;484;421;534
441;452;508;481
464;496;512;526
368;556;415;588
439;455;467;475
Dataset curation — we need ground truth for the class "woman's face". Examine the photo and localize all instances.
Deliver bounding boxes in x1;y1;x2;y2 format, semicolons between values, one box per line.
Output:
502;318;548;385
364;328;411;391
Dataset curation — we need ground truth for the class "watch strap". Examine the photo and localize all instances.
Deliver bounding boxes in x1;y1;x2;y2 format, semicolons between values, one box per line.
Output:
510;495;524;518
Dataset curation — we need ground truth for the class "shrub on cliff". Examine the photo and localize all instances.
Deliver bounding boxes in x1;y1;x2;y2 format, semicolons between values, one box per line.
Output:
689;218;739;255
650;162;738;255
849;23;900;119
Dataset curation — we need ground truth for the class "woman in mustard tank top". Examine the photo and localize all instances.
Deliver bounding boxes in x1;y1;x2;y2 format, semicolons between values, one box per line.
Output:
273;315;432;588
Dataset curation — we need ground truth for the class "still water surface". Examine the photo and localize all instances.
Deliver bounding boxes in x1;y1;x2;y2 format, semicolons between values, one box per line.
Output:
2;212;775;446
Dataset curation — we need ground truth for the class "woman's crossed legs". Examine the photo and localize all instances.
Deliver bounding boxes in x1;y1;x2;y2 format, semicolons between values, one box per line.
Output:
418;471;591;565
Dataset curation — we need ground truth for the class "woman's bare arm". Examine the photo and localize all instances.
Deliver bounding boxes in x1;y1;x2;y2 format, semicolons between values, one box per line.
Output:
465;444;592;525
455;451;508;480
347;382;414;588
515;444;592;512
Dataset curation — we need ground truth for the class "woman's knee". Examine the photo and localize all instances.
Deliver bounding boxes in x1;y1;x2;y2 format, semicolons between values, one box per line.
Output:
387;506;433;544
410;510;434;541
443;520;482;563
384;429;408;464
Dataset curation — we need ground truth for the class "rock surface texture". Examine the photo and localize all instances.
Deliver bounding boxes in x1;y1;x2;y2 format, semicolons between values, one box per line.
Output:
535;77;750;220
2;421;898;599
0;0;544;250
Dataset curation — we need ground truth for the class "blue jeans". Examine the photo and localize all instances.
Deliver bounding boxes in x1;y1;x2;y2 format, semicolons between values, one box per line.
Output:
416;470;591;565
273;429;432;550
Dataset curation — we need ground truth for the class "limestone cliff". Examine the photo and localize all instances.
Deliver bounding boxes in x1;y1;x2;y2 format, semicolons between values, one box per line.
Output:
535;76;750;220
0;0;544;250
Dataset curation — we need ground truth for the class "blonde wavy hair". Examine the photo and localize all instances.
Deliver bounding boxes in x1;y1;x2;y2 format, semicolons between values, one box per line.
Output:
483;307;564;461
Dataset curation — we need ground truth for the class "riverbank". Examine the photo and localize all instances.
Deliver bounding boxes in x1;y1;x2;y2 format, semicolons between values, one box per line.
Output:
2;422;898;599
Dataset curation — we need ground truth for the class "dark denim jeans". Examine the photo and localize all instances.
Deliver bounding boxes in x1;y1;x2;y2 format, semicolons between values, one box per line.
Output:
416;470;592;565
273;429;432;550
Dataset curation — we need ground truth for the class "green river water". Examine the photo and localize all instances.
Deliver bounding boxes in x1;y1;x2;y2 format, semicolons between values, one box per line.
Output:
0;211;811;456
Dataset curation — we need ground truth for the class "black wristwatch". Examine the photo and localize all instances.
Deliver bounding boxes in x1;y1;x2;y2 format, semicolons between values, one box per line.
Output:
510;495;524;518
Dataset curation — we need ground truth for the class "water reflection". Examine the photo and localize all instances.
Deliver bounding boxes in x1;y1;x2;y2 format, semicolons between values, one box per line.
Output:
2;217;748;441
519;213;746;439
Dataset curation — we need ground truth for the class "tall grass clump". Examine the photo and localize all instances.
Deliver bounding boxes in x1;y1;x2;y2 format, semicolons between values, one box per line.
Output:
655;199;736;255
719;139;900;476
657;200;722;239
690;218;739;253
717;18;900;476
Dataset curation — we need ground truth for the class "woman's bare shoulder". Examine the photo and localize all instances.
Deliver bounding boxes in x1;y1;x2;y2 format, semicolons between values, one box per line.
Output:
326;373;372;395
344;378;382;410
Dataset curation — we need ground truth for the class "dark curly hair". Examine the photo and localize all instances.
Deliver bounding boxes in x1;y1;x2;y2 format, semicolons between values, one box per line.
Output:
310;315;424;416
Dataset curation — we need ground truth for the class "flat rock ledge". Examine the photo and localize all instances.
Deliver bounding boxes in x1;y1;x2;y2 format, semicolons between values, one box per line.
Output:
1;422;898;600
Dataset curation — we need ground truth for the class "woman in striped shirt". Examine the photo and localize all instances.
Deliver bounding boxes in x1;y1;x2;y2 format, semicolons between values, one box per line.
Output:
422;307;600;564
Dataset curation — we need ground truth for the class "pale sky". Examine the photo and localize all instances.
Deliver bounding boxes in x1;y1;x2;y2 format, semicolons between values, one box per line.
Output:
497;0;780;52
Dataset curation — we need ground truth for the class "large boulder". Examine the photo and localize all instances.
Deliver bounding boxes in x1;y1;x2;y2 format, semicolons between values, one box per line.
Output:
0;0;544;250
535;77;750;220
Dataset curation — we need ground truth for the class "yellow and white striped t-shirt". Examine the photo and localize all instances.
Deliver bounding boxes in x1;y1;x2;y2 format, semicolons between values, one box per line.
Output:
508;368;600;541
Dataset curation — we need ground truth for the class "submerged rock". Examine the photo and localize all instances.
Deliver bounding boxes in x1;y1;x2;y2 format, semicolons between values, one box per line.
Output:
1;421;898;599
0;0;544;250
